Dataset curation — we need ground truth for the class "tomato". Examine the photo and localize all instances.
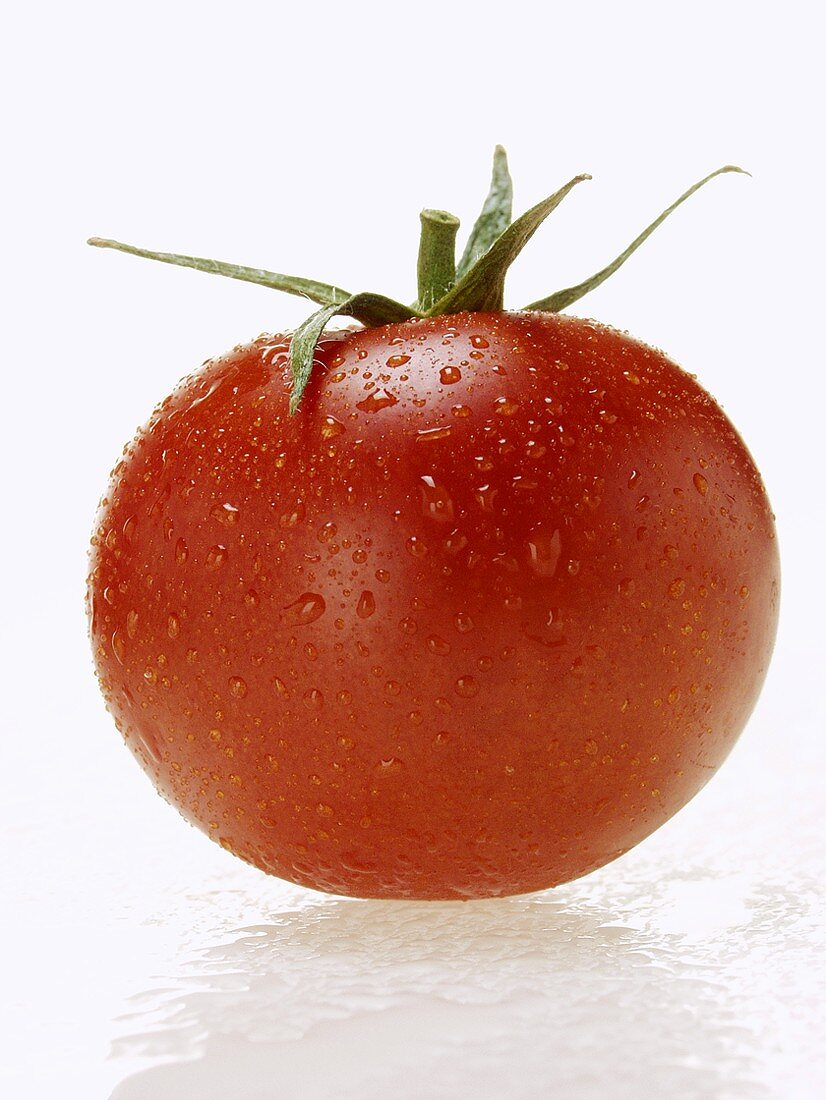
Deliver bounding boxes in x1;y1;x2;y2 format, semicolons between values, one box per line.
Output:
88;310;778;899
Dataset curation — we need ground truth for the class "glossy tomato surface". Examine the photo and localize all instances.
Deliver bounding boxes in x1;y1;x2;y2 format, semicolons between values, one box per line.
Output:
88;312;779;899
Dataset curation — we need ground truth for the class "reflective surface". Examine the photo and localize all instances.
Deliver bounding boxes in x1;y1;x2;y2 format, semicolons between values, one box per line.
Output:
6;711;821;1099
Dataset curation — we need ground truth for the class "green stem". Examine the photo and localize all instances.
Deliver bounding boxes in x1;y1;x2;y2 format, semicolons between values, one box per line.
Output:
416;210;460;312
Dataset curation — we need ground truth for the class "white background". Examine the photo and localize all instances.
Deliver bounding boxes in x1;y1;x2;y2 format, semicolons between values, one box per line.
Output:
2;2;824;1097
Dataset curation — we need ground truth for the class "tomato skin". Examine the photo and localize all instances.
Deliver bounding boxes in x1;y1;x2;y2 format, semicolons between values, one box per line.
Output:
88;312;779;899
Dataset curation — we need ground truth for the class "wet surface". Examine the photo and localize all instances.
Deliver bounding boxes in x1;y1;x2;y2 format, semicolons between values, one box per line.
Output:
5;710;821;1099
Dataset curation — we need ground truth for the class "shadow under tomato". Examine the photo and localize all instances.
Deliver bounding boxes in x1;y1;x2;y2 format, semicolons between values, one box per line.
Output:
106;866;794;1100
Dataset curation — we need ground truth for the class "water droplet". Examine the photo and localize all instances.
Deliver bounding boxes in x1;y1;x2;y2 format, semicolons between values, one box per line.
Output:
318;521;337;543
439;366;462;385
273;677;290;698
494;396;520;417
337;693;353;707
211;502;239;526
451;404;472;418
174;537;188;565
739;585;750;600
470;335;489;349
627;469;640;489
317;803;334;816
416;426;453;443
427;635;451;656
386;353;410;368
667;687;680;704
623;371;641;385
321;415;346;439
420;476;455;523
143;667;157;684
126;609;139;639
356;590;376;619
522;607;566;648
399;616;417;635
357;388;398;413
111;630;126;664
567;560;581;576
375;756;404;775
455;676;479;698
138;729;162;764
693;472;708;496
282;592;326;626
167;613;180;639
669;579;686;598
385;679;401;695
406;536;428;557
205;545;228;570
444;530;468;555
474;484;498;512
454;611;474;633
526;525;562;578
280;501;306;528
352;548;368;563
433;731;450;746
303;688;324;708
230;676;247;698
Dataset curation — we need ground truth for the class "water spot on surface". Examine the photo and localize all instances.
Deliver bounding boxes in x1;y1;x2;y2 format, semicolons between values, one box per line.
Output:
111;630;126;664
126;609;139;639
229;676;248;698
454;611;474;633
494;396;520;417
356;590;376;619
455;676;479;698
416;426;453;443
527;525;562;578
211;502;239;526
357;389;398;413
303;688;324;709
321;416;346;439
205;545;228;570
406;536;428;557
420;476;455;523
280;501;306;528
375;757;404;775
282;592;326;626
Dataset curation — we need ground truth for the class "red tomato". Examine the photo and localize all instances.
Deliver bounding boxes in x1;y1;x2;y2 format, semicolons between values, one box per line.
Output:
88;311;778;898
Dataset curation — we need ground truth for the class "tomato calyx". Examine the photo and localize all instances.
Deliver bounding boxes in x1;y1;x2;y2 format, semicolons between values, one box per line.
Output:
88;148;747;413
